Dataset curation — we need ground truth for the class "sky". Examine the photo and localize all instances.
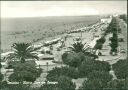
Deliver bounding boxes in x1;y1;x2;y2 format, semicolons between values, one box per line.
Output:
1;1;127;18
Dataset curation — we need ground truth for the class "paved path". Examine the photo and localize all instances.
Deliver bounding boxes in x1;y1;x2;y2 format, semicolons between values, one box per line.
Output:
109;65;117;80
98;17;127;80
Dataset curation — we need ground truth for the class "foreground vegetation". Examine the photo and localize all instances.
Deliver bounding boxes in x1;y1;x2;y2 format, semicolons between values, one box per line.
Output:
119;14;127;24
1;16;127;89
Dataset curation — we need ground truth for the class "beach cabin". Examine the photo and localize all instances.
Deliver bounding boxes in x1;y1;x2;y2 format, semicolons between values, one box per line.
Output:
38;47;52;55
44;38;61;46
1;51;14;60
38;54;54;60
33;44;42;50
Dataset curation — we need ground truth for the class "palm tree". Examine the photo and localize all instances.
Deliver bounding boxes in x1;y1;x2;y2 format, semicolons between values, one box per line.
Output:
68;42;98;59
6;43;39;63
68;42;89;53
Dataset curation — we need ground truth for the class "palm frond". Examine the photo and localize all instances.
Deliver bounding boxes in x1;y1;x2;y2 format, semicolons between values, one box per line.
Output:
10;42;39;62
68;42;88;53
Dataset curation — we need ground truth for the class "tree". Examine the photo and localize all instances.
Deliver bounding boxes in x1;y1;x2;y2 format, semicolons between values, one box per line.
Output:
110;33;118;54
6;43;39;63
68;42;88;53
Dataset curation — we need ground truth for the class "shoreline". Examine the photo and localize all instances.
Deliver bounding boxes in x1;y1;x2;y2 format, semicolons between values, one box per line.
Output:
1;21;99;53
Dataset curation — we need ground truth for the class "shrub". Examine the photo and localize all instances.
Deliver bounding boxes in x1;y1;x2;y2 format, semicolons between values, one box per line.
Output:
0;73;4;81
88;71;112;84
78;59;111;77
93;60;111;72
107;78;128;90
97;37;106;44
6;60;36;69
46;66;79;81
119;14;127;23
0;61;2;69
39;84;58;90
79;79;105;90
112;59;128;79
0;81;8;89
8;62;42;83
57;76;76;90
84;52;98;59
1;84;39;90
78;59;95;77
94;37;106;50
62;52;85;68
94;43;103;50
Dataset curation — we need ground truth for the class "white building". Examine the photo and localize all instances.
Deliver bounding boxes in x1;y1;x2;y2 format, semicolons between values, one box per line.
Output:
101;18;112;24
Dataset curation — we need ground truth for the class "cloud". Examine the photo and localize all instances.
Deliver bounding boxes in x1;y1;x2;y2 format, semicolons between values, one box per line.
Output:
1;1;127;18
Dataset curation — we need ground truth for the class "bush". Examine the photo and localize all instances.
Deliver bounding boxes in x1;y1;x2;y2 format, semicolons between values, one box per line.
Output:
62;52;98;68
94;43;103;50
119;14;127;23
62;52;85;68
0;61;2;69
39;84;58;90
0;73;4;81
0;81;8;89
97;37;106;44
1;84;39;90
41;76;76;90
78;59;95;77
6;60;36;69
112;59;128;79
94;36;106;50
8;62;42;83
107;78;128;90
93;60;111;72
57;76;76;90
46;66;79;81
88;71;112;84
84;52;98;59
79;79;105;90
78;59;111;77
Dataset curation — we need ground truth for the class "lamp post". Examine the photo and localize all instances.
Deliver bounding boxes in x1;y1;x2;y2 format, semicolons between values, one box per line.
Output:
46;62;49;76
45;62;49;89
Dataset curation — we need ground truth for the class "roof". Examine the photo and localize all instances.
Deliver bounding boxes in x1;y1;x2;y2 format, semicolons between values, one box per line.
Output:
38;54;54;59
38;47;50;52
1;51;14;58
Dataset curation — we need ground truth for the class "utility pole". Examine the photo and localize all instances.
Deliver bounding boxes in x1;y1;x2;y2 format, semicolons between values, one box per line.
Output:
80;24;84;42
46;62;49;76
